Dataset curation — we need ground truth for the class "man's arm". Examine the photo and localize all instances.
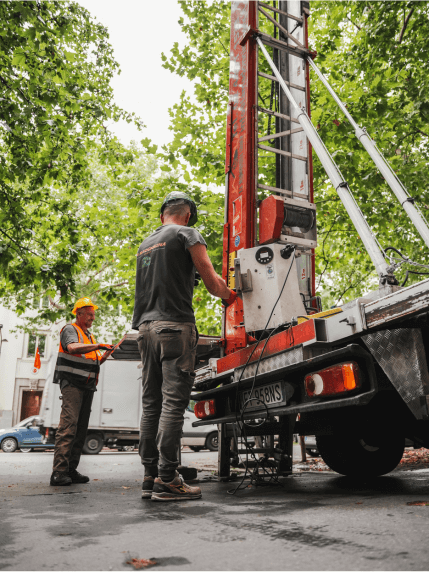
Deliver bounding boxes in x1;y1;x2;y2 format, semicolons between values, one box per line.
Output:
188;243;233;299
67;343;111;355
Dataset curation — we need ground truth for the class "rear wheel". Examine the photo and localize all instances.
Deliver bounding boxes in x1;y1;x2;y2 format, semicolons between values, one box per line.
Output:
316;433;405;478
205;432;218;452
82;434;103;455
1;438;18;453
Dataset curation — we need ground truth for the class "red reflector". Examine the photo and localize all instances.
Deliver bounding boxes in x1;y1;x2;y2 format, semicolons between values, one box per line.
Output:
45;428;49;438
194;400;216;419
305;362;360;398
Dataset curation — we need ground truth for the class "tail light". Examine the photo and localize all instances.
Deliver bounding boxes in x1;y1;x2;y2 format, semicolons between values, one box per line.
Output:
194;400;216;419
305;362;360;398
45;428;49;438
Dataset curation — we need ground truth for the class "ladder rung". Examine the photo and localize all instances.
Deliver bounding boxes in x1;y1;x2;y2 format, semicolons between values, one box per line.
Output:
260;33;308;58
258;127;303;143
258;106;300;124
258;2;304;24
258;6;306;51
258;71;305;92
258;144;307;162
257;184;309;200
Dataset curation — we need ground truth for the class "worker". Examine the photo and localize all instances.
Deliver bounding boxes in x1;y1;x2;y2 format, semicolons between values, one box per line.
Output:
132;191;236;501
50;298;113;486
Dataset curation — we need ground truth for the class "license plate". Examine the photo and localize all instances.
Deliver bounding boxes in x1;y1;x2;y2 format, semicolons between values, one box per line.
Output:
239;382;286;411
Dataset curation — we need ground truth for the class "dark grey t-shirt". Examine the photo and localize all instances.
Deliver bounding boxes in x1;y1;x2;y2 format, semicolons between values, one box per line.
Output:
59;324;97;392
132;224;207;328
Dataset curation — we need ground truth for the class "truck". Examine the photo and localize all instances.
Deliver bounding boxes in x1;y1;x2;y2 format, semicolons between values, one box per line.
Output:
190;1;429;481
38;333;220;453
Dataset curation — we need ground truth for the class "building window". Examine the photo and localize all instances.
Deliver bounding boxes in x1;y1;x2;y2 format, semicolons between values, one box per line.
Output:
27;333;47;358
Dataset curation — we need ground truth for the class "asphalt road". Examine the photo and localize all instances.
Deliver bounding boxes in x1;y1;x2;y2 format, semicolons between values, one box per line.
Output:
1;450;429;571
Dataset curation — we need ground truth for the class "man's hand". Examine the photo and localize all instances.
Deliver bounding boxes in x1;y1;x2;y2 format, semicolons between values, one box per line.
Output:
222;290;238;307
189;243;231;299
98;343;114;351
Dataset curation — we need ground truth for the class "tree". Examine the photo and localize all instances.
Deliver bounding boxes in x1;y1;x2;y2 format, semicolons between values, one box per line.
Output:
144;1;429;309
0;1;143;303
11;143;224;338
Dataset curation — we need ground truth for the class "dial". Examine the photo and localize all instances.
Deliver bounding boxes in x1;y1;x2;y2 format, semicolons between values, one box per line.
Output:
255;246;274;265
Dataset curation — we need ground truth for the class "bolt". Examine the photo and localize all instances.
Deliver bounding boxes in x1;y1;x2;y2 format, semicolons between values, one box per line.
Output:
258;305;261;309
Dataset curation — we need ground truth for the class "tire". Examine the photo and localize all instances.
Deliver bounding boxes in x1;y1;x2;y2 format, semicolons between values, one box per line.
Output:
205;432;219;452
189;446;203;452
82;434;104;455
316;433;405;478
1;438;18;453
20;448;33;453
306;449;320;458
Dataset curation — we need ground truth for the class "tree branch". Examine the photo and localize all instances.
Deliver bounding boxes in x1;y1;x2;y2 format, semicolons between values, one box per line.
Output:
416;127;429;138
345;15;361;31
48;295;66;310
0;74;32;105
0;228;46;261
91;281;129;296
398;7;415;44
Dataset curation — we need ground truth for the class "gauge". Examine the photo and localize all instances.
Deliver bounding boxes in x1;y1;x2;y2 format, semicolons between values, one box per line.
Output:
255;246;274;264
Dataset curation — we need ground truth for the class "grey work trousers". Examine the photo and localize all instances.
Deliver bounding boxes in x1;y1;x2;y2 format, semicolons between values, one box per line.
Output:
137;321;197;481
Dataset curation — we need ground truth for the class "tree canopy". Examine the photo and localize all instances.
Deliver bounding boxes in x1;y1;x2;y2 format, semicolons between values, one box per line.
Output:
0;1;142;304
4;0;429;339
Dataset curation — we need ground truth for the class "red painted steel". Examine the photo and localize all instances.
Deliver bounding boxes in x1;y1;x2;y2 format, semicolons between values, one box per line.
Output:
259;195;284;245
222;1;258;355
217;319;317;374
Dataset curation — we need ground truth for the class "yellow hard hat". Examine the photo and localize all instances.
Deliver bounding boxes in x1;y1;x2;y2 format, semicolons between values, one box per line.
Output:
72;297;99;315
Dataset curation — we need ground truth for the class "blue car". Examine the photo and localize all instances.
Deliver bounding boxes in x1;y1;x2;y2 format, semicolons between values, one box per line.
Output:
0;416;55;453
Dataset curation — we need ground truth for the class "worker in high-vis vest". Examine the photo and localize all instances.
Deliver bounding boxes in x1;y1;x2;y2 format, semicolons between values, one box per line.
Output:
50;298;113;487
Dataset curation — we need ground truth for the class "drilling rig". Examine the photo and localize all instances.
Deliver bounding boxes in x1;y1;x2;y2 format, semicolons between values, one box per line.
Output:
192;1;429;481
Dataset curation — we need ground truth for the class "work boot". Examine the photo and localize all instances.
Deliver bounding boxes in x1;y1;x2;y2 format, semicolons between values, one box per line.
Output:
50;471;72;486
68;468;90;484
152;473;202;501
141;476;155;499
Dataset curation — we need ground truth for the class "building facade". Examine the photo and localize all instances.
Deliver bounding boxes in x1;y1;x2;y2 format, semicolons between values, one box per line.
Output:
0;305;61;429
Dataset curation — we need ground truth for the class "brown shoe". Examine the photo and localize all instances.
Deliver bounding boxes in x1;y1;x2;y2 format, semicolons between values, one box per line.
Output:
151;474;201;501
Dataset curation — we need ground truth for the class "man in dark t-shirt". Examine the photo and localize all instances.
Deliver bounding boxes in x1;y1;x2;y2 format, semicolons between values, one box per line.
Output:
132;191;236;501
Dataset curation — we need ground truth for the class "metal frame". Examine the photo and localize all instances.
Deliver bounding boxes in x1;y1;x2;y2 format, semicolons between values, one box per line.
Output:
307;56;429;251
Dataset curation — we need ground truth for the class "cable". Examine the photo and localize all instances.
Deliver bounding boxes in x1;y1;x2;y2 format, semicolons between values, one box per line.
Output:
228;250;297;495
401;270;429;287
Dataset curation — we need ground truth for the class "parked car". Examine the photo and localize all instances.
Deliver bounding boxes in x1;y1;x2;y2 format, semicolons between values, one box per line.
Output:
0;416;55;453
304;436;320;458
182;407;218;451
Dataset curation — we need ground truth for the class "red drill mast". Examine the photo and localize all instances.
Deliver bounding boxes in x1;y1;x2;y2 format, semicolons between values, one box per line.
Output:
222;1;315;356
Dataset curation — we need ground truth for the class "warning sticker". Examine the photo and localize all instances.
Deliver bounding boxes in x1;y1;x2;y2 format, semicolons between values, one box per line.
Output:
233;196;242;237
266;264;275;279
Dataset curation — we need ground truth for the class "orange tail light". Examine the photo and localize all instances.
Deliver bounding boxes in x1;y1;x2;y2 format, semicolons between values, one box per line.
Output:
305;362;360;398
194;400;216;419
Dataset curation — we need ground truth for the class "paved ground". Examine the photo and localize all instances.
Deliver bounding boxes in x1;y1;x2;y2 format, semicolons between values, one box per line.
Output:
1;450;429;571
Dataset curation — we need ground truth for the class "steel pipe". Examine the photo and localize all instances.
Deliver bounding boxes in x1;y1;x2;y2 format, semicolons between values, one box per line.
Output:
307;56;429;250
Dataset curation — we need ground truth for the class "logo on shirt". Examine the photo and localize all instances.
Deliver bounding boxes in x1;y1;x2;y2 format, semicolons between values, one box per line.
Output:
141;256;151;268
137;242;166;257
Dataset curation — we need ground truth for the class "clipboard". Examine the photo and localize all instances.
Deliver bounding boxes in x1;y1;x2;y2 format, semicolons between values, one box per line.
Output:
100;335;127;363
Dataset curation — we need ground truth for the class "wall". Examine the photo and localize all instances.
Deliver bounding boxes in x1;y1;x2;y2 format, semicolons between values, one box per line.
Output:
0;306;61;428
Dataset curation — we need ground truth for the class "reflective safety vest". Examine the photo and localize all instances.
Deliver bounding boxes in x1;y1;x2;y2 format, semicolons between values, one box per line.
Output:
54;323;102;388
